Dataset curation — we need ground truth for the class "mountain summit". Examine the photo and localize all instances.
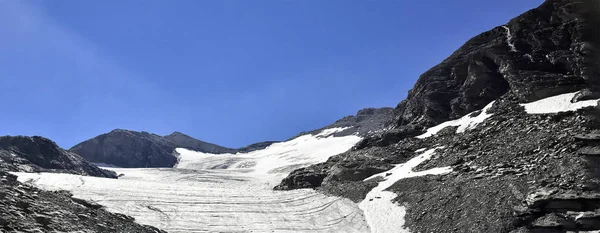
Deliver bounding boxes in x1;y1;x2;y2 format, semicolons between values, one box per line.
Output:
70;129;239;168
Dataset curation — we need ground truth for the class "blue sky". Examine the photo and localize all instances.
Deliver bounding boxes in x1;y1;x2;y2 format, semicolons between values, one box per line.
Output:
0;0;543;149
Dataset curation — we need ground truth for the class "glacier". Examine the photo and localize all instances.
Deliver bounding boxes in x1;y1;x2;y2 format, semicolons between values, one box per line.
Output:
15;127;371;233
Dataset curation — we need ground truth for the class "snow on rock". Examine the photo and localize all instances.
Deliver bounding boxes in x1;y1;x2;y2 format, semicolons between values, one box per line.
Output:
359;148;452;233
520;92;599;114
502;25;517;52
14;127;368;233
417;101;495;139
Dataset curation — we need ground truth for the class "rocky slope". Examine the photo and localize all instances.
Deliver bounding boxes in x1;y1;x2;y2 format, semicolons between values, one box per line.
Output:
0;171;164;233
290;107;396;140
0;136;116;178
350;0;600;150
277;0;600;232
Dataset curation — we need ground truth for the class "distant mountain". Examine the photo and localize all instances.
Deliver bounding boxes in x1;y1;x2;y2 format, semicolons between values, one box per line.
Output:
70;107;396;169
0;136;116;178
70;129;237;168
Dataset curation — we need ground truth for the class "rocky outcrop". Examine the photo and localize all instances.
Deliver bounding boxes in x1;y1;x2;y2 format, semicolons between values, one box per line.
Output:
0;136;116;178
0;171;164;233
290;107;396;140
394;0;595;131
236;141;279;153
70;130;177;168
163;131;237;154
335;0;600;151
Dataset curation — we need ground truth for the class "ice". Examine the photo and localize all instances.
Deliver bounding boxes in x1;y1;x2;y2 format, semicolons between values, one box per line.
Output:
14;127;369;233
520;92;599;114
417;101;495;139
359;148;452;233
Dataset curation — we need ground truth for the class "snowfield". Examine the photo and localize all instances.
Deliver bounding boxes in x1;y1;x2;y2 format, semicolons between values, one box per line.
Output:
15;128;372;233
360;147;452;233
520;91;599;114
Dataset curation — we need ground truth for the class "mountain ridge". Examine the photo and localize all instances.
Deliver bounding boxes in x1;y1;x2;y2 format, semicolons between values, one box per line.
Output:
0;135;117;178
70;106;395;168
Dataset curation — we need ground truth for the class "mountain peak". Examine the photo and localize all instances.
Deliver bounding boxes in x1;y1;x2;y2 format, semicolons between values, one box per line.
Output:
165;131;188;137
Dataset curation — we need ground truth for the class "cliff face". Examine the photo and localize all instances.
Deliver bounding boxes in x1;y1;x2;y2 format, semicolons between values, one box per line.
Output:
394;0;595;129
0;136;116;178
350;0;600;150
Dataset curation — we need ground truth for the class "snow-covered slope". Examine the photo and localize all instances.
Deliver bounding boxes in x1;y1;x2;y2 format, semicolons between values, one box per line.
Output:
175;127;361;185
15;127;369;233
360;147;452;233
520;91;599;114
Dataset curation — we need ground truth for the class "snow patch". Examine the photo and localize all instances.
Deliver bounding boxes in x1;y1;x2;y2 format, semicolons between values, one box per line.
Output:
359;148;452;233
417;101;495;139
502;25;517;52
316;126;351;137
520;92;599;114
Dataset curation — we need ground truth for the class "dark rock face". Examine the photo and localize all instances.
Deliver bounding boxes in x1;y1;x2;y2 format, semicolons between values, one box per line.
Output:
70;130;178;168
163;131;237;154
0;136;116;178
0;171;164;233
236;141;279;153
70;129;239;168
394;0;594;130
290;107;396;140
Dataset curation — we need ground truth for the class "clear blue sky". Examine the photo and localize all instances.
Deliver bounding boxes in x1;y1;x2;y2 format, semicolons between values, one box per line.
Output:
0;0;543;149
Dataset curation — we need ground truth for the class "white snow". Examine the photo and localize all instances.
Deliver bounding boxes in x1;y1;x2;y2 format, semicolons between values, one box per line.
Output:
520;92;599;114
417;101;495;139
92;162;121;168
14;127;370;233
175;127;361;185
359;148;452;233
502;25;517;52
